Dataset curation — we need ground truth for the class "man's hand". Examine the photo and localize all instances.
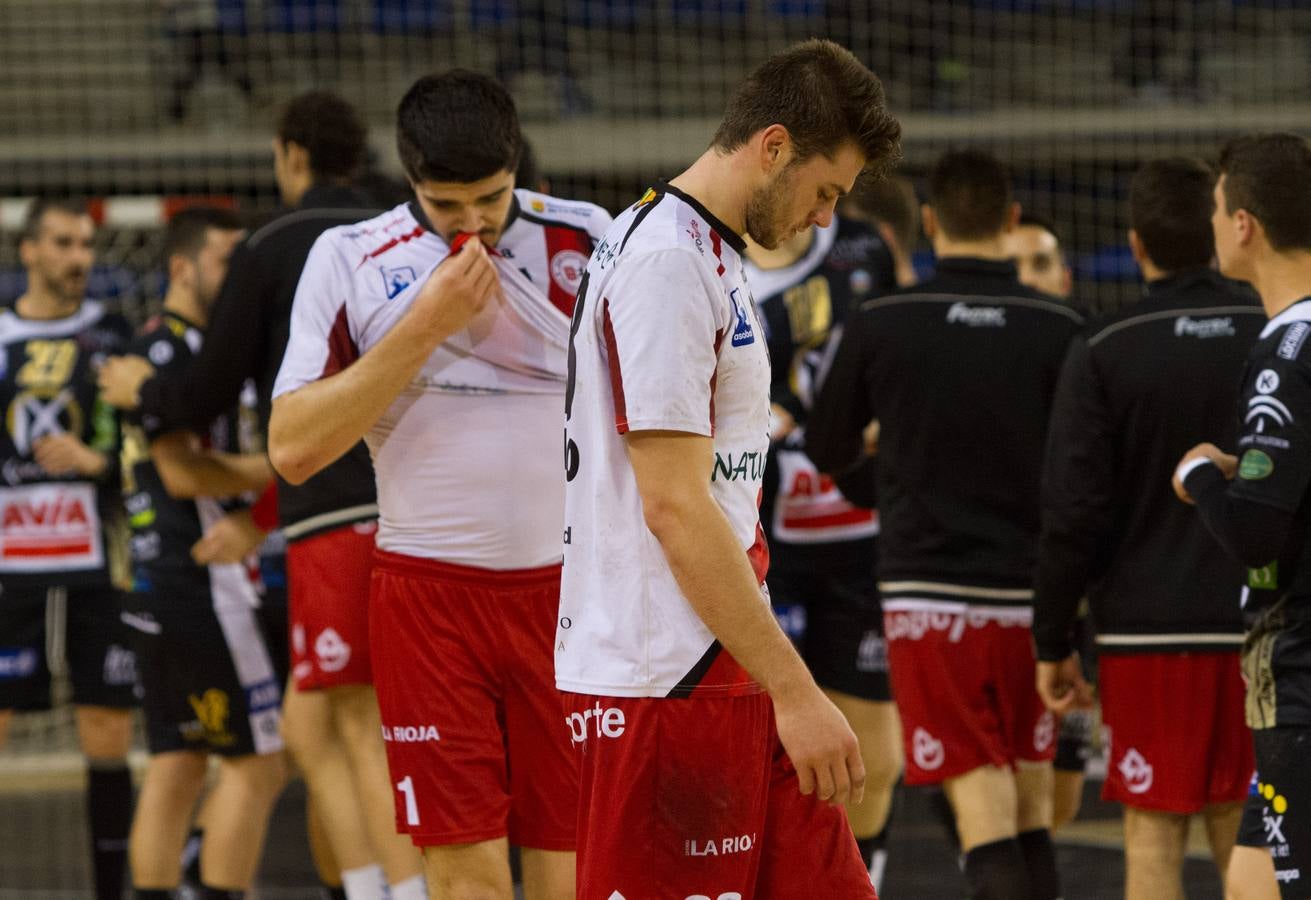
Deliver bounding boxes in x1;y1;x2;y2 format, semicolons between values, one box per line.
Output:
191;509;267;565
33;433;106;478
773;684;866;806
411;237;499;337
1036;654;1094;715
1172;442;1237;504
98;355;155;410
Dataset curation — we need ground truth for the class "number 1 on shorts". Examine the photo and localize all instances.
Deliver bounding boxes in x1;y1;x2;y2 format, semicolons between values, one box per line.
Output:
396;775;420;826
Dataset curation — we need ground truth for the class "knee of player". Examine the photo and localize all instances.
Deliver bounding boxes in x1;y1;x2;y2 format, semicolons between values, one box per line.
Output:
222;751;290;796
432;873;508;900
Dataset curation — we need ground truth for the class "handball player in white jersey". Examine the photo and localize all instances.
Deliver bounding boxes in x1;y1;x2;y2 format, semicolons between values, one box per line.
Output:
268;71;609;900
557;40;900;899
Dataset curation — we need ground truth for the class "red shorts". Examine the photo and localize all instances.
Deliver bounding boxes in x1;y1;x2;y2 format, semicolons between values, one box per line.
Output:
288;521;377;690
1100;651;1254;814
884;606;1055;785
566;691;877;900
369;550;576;849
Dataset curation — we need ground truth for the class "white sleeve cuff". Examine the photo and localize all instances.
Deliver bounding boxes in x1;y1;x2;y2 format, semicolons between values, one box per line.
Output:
1175;455;1217;485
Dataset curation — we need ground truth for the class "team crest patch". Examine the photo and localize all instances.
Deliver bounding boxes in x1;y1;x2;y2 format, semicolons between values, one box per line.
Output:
148;339;174;366
531;198;546;213
730;289;755;347
550;250;589;293
381;266;417;300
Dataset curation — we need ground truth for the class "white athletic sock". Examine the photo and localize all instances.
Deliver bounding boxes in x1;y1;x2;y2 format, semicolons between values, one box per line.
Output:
340;864;386;900
387;875;426;900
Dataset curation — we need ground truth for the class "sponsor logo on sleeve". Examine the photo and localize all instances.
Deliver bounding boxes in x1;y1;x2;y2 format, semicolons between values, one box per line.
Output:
1280;322;1311;360
313;627;351;673
1249;562;1279;591
729;289;755;347
946;303;1005;327
550;250;589;294
1240;449;1275;480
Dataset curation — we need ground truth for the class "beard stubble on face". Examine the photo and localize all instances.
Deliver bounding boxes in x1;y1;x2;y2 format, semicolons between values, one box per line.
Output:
743;165;799;251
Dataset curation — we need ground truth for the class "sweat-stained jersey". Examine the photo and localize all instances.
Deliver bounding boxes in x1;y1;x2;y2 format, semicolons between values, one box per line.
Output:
273;191;610;570
556;182;772;699
0;301;130;587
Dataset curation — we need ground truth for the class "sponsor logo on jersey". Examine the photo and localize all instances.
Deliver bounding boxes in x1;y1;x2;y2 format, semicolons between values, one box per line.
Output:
1257;780;1291;860
382;265;417;300
382;724;441;742
1249;562;1279;591
1247;392;1294;431
1174;315;1235;339
684;834;755;857
531;198;546;213
729;289;755;347
8;390;83;456
945;302;1005;327
550;250;589;294
686;218;706;256
711;450;766;483
912;727;945;770
1279;322;1310;360
1257;369;1281;395
1240;449;1274;480
0;482;103;573
565;702;626;744
1118;747;1154;794
0;647;38;679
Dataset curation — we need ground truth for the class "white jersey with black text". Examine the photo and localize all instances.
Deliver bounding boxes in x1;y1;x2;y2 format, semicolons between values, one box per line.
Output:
557;182;772;699
273;192;610;569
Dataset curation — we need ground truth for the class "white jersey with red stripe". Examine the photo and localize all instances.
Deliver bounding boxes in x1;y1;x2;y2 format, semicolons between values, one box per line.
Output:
556;182;772;699
274;193;609;569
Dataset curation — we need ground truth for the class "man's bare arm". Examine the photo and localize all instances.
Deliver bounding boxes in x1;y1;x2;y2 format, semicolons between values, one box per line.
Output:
269;240;497;485
150;432;272;500
624;429;865;805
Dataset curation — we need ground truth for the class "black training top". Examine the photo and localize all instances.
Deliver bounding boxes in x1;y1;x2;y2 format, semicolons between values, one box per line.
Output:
1033;269;1263;660
136;184;381;540
807;257;1082;600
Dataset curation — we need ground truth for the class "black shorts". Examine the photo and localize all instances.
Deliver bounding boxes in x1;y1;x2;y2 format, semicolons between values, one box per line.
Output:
256;585;290;688
1236;728;1311;898
127;569;284;757
0;583;140;711
768;565;890;702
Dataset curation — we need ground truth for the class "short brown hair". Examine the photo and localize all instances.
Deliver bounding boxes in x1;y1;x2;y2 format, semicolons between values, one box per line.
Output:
21;197;90;243
1130;157;1215;272
1218;133;1311;253
277;91;368;182
926;149;1012;242
712;39;901;179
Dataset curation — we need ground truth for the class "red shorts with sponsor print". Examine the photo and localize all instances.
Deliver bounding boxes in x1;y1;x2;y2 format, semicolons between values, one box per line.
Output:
884;605;1056;785
288;521;377;690
1100;651;1254;814
565;690;877;900
369;550;576;850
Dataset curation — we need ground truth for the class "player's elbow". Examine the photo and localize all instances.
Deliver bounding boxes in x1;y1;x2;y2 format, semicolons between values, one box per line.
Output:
637;487;703;544
156;466;201;500
268;440;315;486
